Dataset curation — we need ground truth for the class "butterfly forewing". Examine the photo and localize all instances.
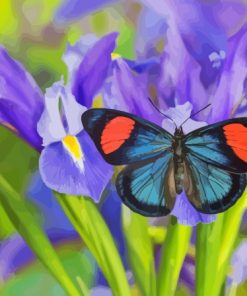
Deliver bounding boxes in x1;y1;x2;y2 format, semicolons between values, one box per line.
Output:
184;117;247;173
82;108;173;165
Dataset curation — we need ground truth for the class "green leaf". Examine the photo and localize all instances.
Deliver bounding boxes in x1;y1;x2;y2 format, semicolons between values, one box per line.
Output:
55;193;131;296
122;206;156;296
0;175;81;296
157;217;192;296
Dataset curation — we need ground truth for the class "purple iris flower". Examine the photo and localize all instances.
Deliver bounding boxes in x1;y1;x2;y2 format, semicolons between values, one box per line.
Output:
0;32;118;201
101;1;247;225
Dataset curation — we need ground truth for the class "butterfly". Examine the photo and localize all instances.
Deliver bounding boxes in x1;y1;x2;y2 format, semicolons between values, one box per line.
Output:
81;108;247;216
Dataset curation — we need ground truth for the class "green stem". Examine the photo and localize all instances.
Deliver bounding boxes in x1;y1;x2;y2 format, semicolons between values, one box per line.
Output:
56;193;131;296
157;217;192;296
196;215;224;296
0;175;81;296
213;189;247;295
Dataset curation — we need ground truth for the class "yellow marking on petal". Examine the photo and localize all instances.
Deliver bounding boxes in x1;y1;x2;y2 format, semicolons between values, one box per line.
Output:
63;135;82;159
111;52;121;60
93;94;103;108
62;135;85;171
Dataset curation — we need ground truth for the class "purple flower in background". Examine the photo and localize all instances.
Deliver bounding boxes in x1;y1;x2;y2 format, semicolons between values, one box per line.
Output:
138;0;247;118
0;32;118;200
228;240;247;292
0;230;78;281
54;0;120;24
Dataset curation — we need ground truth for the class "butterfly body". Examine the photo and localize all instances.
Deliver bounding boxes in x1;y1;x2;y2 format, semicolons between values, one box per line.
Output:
82;108;247;217
171;127;186;194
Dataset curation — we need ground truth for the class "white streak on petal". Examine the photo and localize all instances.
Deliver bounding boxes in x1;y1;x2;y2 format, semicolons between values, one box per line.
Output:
37;81;66;146
60;85;86;135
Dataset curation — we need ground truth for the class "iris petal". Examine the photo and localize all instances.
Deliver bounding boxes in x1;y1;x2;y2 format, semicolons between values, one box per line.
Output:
39;130;112;200
171;193;216;226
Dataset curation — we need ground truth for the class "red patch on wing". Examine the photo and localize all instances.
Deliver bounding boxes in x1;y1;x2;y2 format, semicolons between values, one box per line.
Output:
223;123;247;162
101;116;135;154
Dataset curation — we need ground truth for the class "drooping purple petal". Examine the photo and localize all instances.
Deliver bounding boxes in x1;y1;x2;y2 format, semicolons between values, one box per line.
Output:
39;130;112;200
171;193;216;226
0;47;43;150
72;32;118;108
104;58;163;125
0;99;42;151
0;230;78;280
54;0;119;24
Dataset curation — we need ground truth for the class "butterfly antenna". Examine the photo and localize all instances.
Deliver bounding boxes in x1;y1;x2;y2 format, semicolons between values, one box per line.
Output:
180;103;211;127
148;97;177;128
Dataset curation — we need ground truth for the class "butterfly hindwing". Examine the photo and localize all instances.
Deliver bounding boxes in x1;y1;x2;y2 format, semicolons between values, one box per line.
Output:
184;117;247;173
82;108;173;165
184;154;246;214
116;153;176;216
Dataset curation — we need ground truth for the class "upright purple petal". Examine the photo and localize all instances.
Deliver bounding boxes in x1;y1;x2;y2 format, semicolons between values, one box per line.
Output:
159;26;209;115
0;47;43;150
209;24;247;123
54;0;119;24
104;58;163;125
72;32;118;108
136;7;168;58
63;34;98;82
